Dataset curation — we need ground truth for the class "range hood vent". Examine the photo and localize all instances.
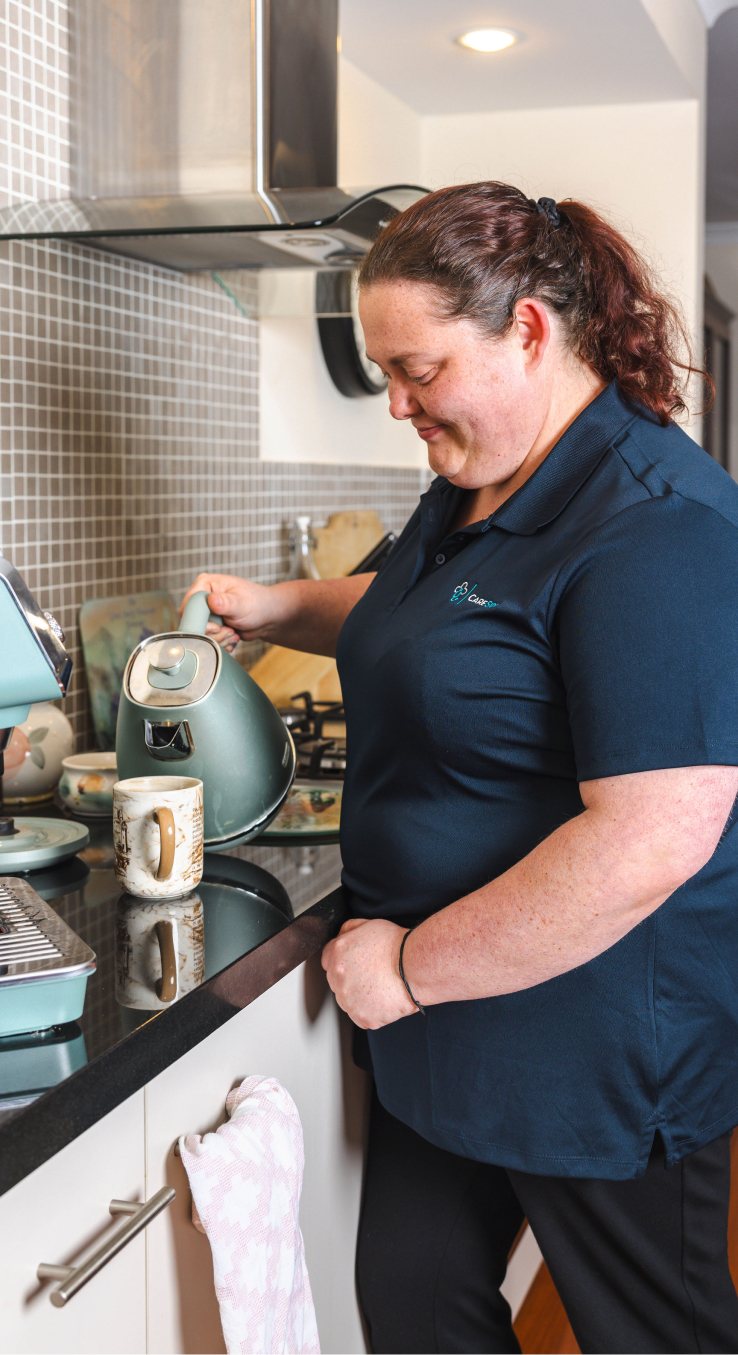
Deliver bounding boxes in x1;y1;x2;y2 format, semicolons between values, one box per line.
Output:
0;0;426;271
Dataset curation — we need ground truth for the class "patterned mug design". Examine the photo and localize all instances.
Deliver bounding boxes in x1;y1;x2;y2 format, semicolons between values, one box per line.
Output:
113;776;203;899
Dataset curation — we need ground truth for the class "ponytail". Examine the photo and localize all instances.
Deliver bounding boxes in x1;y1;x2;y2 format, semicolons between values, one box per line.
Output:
359;182;709;426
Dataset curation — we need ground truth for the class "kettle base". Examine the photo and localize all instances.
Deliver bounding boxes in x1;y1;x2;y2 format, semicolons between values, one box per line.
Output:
203;775;296;852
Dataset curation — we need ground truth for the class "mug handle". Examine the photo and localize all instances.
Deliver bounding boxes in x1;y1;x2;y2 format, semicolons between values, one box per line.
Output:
155;920;178;1002
155;807;176;881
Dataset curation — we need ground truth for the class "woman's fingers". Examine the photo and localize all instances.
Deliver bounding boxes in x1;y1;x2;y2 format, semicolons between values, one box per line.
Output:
321;918;369;971
320;919;417;1028
339;917;370;935
205;622;240;651
179;573;262;638
180;573;222;613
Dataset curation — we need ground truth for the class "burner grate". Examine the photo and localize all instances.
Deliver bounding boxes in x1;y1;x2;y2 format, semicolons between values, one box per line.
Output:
279;694;347;780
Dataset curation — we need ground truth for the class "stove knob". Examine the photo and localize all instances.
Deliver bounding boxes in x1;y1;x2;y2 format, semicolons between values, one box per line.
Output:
43;611;65;644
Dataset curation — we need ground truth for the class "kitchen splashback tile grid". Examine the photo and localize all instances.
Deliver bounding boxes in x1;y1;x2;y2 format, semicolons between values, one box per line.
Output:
1;236;426;744
0;0;70;207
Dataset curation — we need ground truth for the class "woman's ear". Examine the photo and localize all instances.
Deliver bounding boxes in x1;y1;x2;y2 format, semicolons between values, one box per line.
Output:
514;299;551;369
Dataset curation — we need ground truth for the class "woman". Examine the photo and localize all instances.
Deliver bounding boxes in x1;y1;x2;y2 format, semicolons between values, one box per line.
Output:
183;183;738;1353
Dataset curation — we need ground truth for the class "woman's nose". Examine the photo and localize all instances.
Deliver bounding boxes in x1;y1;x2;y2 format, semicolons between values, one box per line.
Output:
388;380;422;421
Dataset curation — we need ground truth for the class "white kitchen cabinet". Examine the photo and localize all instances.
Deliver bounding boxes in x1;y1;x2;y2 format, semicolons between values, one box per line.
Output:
0;1091;147;1355
144;957;369;1355
0;958;368;1355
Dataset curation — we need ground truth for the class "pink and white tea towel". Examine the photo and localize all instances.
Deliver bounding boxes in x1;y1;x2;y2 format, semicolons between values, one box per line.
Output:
179;1074;320;1355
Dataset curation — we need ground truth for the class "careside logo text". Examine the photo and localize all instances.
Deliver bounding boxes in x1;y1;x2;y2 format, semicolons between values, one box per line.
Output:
450;581;499;609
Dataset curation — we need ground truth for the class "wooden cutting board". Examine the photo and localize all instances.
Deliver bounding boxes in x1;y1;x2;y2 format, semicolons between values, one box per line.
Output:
312;510;385;579
248;510;386;706
79;590;179;750
247;645;342;708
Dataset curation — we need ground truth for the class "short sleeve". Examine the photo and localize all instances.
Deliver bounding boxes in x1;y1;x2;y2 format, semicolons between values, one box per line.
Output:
553;495;738;781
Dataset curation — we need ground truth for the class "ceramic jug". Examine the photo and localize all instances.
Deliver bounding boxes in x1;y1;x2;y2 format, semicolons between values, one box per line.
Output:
1;702;74;805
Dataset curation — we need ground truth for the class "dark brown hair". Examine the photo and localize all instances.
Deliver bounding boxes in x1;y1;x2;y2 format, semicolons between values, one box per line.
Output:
359;182;709;425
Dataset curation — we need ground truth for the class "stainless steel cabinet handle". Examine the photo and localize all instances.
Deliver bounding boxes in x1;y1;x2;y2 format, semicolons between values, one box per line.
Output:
37;1186;175;1307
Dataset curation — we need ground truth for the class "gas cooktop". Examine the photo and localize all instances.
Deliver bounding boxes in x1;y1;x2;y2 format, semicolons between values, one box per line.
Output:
278;692;346;780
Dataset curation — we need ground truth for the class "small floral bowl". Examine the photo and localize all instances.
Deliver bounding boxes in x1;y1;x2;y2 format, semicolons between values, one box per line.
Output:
59;753;118;818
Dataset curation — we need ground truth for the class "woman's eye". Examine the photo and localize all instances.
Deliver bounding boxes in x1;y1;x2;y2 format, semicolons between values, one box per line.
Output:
408;372;434;385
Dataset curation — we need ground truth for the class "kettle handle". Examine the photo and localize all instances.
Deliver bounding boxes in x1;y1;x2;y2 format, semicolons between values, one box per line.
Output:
180;590;223;635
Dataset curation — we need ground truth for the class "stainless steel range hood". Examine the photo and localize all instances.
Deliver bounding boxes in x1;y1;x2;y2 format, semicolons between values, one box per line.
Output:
0;0;426;271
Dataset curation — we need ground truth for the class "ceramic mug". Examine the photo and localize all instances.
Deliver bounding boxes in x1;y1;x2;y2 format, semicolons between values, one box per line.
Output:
113;776;203;899
115;892;204;1009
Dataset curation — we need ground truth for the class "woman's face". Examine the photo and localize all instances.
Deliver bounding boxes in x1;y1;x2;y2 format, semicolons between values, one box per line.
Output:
359;279;567;491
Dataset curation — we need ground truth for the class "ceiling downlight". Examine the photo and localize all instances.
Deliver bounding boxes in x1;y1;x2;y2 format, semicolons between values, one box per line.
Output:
456;28;518;52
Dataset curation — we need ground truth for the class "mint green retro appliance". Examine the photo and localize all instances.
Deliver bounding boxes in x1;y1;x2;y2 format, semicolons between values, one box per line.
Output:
0;551;72;742
0;552;90;868
0;878;95;1038
116;592;296;850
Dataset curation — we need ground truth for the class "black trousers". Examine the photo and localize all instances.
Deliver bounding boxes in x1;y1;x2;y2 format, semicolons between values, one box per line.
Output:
356;1092;738;1355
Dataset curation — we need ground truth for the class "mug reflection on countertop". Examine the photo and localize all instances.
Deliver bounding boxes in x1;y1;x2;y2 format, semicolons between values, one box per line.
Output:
115;892;204;1010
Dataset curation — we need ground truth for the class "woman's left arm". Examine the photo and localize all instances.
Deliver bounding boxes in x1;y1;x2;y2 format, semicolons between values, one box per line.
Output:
322;763;738;1029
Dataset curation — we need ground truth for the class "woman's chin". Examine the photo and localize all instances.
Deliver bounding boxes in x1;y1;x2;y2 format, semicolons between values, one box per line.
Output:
427;445;467;480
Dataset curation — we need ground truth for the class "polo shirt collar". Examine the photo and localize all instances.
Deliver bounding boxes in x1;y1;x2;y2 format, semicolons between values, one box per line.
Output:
425;381;639;539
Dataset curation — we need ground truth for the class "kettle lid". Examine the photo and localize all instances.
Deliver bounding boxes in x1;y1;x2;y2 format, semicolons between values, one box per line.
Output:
125;634;219;708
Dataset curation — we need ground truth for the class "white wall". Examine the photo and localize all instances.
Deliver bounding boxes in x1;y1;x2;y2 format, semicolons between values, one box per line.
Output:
259;302;426;468
260;57;424;467
639;0;707;97
421;99;704;425
338;56;422;187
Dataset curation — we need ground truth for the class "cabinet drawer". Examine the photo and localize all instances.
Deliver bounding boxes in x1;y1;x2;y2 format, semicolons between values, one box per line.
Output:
0;1091;146;1354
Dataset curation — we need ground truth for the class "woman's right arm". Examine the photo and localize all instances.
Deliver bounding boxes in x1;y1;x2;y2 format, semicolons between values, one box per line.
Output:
180;572;374;658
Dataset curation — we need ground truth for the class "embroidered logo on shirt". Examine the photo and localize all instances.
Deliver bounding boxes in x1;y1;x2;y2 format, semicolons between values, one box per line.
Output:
450;582;499;609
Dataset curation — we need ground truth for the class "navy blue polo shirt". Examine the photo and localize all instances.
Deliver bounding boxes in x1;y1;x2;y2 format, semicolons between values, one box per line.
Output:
336;381;738;1180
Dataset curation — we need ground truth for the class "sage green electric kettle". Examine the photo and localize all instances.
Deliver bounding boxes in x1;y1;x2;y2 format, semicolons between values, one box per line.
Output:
115;592;296;850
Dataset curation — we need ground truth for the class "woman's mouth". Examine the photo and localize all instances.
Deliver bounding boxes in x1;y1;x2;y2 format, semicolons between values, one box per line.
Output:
415;423;445;441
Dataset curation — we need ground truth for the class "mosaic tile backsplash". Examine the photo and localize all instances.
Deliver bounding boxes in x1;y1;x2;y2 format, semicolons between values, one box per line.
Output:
1;0;425;895
0;241;425;741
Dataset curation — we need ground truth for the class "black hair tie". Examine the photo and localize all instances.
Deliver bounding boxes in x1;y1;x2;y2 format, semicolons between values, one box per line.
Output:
528;196;561;228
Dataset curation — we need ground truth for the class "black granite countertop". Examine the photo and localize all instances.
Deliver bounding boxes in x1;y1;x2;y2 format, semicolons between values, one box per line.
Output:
0;811;346;1198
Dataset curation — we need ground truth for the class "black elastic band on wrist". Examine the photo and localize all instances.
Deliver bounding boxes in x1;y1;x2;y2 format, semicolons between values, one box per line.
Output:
399;929;425;1015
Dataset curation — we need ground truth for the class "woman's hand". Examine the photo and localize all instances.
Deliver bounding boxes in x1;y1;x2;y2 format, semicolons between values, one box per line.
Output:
321;918;419;1029
180;573;278;651
180;571;376;659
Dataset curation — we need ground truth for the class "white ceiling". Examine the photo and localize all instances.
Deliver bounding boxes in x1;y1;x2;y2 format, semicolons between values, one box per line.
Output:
339;0;693;117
